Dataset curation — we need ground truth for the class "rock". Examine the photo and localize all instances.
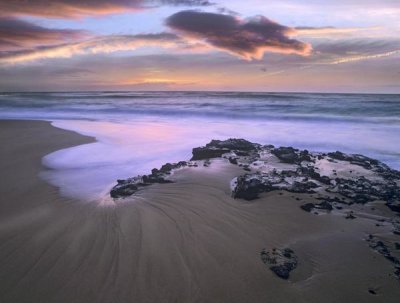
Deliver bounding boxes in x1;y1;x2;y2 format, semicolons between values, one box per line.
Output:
261;248;298;279
110;183;139;198
328;151;348;161
370;240;391;256
271;147;298;163
395;242;400;250
228;157;238;165
232;175;266;200
345;213;356;219
393;222;400;235
328;151;400;181
300;203;315;212
203;159;211;167
368;288;377;295
395;266;400;280
159;163;174;173
315;201;333;211
111;138;400;210
271;147;311;164
110;161;188;198
298;167;331;185
367;235;400;279
235;151;250;156
367;235;400;265
332;177;400;205
142;175;172;184
191;139;258;161
208;138;258;151
300;201;332;213
316;196;344;204
289;181;318;193
191;147;231;161
386;201;400;213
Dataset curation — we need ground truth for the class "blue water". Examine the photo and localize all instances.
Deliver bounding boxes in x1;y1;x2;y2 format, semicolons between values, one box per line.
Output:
1;92;399;202
1;92;400;123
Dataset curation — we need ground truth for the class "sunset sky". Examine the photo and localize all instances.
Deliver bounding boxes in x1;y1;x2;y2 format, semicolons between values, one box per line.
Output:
0;0;399;92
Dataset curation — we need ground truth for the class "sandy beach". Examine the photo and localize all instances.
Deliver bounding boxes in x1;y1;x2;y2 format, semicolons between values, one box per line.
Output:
1;120;400;303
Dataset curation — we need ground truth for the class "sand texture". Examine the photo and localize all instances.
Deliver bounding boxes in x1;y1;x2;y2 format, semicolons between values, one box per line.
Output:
0;121;400;303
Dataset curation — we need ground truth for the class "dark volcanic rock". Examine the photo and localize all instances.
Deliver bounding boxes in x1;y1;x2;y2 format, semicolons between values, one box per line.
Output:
110;183;139;198
261;248;298;279
109;138;400;284
345;213;356;219
110;161;187;198
271;147;297;163
289;181;318;193
300;203;315;212
271;147;311;164
191;139;258;161
191;147;231;161
315;201;333;211
327;151;348;161
395;267;400;280
228;157;238;165
232;174;267;200
300;201;333;213
328;151;377;169
328;151;400;181
366;235;400;279
232;169;323;201
111;138;400;211
386;201;400;213
367;235;400;279
393;222;400;235
332;176;400;205
207;139;258;151
298;167;331;185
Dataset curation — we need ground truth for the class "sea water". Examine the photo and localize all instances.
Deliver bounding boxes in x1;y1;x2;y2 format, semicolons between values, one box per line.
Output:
1;92;399;202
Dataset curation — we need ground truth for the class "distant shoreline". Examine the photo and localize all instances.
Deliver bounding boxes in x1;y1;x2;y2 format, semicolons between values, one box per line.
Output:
1;90;400;95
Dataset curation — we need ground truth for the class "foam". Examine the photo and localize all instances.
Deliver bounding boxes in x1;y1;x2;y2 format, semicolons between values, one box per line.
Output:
38;115;400;203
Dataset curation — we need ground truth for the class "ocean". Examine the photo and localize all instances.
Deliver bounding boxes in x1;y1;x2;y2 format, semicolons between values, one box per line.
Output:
1;91;399;202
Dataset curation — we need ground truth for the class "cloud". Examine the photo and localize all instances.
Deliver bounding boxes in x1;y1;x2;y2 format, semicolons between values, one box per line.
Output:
0;18;88;51
166;10;312;60
296;26;371;36
295;26;385;40
313;39;400;56
0;0;213;18
0;10;313;64
0;33;187;64
328;49;400;64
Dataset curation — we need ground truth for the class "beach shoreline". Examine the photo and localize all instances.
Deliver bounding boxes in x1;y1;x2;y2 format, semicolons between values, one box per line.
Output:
1;120;400;303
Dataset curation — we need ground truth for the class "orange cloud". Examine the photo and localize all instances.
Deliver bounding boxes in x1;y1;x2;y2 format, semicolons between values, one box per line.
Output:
295;26;383;39
0;17;88;51
0;0;212;18
329;49;400;64
0;33;185;64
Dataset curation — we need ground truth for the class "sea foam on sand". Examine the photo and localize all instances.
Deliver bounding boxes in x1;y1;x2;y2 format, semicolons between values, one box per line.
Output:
41;116;400;203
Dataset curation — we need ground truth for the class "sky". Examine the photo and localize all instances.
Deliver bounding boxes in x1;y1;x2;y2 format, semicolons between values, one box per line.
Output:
0;0;399;93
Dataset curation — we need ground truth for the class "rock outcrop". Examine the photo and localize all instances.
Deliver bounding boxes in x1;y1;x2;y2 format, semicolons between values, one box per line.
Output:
260;248;298;279
367;235;400;280
191;139;259;161
110;161;188;198
111;139;400;214
110;138;400;285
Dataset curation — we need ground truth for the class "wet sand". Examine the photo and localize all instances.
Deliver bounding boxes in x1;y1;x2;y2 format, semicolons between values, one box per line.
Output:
0;120;399;303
